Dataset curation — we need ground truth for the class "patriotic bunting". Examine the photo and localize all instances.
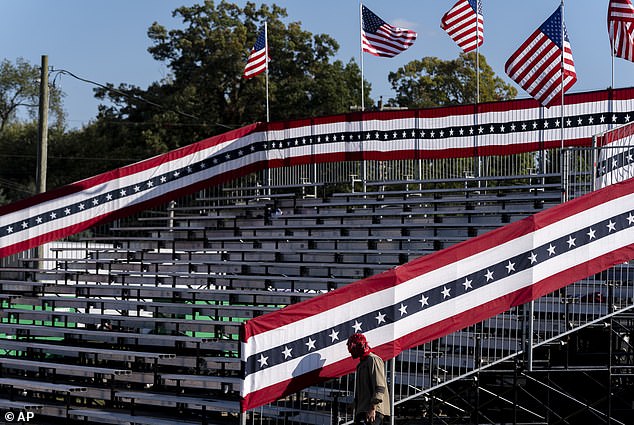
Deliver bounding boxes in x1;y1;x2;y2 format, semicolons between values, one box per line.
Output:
595;120;634;188
2;88;634;259
241;175;634;411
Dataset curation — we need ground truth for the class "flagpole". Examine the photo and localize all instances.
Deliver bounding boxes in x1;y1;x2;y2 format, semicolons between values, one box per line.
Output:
560;0;565;151
476;1;480;105
265;21;270;123
359;1;365;111
475;1;481;180
560;0;568;202
359;1;367;192
610;20;615;132
610;41;614;90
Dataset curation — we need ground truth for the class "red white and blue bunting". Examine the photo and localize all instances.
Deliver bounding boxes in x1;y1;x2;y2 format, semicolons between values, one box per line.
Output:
1;88;634;258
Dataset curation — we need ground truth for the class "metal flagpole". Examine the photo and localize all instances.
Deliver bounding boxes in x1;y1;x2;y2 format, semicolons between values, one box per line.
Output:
476;1;480;105
359;1;365;111
475;1;481;181
560;0;568;202
610;16;615;131
560;0;565;151
359;0;367;192
264;21;272;195
610;35;614;90
265;21;270;123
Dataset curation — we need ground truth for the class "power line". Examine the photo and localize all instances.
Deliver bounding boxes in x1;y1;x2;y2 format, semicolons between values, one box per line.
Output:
0;178;35;196
51;68;236;129
0;153;145;162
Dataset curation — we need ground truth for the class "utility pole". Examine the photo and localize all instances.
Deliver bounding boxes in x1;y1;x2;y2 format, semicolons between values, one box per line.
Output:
35;55;49;266
36;54;49;194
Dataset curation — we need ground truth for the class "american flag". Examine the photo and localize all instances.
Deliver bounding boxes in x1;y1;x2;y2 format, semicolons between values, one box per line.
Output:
609;0;634;62
441;0;484;53
241;176;634;411
505;6;577;108
361;5;417;58
243;26;267;79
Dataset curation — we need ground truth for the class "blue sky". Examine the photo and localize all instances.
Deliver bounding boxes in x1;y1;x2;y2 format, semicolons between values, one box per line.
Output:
2;1;632;128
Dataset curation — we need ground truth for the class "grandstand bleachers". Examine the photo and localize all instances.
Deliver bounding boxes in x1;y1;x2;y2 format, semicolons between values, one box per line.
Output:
1;170;633;424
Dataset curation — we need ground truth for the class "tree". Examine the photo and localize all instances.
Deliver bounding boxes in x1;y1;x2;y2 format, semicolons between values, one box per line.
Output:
94;0;370;155
0;58;65;132
387;53;516;108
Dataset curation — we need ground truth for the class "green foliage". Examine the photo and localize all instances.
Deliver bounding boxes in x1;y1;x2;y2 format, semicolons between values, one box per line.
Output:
387;53;517;108
0;122;38;201
93;0;369;156
0;188;8;206
0;58;65;132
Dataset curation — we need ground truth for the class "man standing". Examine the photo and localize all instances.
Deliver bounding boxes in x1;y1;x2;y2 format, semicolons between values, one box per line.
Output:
347;333;390;425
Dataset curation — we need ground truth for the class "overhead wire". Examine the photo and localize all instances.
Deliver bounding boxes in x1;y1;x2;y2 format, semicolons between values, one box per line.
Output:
50;68;236;129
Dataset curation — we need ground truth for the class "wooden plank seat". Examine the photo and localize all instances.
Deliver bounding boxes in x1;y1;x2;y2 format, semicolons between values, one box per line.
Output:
329;182;562;200
221;181;325;192
39;283;317;305
73;233;463;255
396;351;477;371
38;265;356;289
0;324;235;351
0;308;242;338
199;273;354;290
68;408;201;425
299;191;561;210
175;247;429;271
438;332;523;352
264;205;546;222
138;213;237;221
0;398;44;410
47;253;394;278
160;373;241;391
14;296;278;319
0;357;132;378
50;254;367;273
79;237;205;251
168;202;274;213
50;247;142;260
0;340;176;363
239;219;504;230
153;246;429;263
181;258;391;273
362;173;561;188
200;233;470;243
114;390;240;413
0;377;87;394
108;226;207;237
1;331;239;373
0;280;51;293
196;192;298;203
21;256;124;266
136;214;239;231
201;236;462;254
0;268;82;280
237;221;502;239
